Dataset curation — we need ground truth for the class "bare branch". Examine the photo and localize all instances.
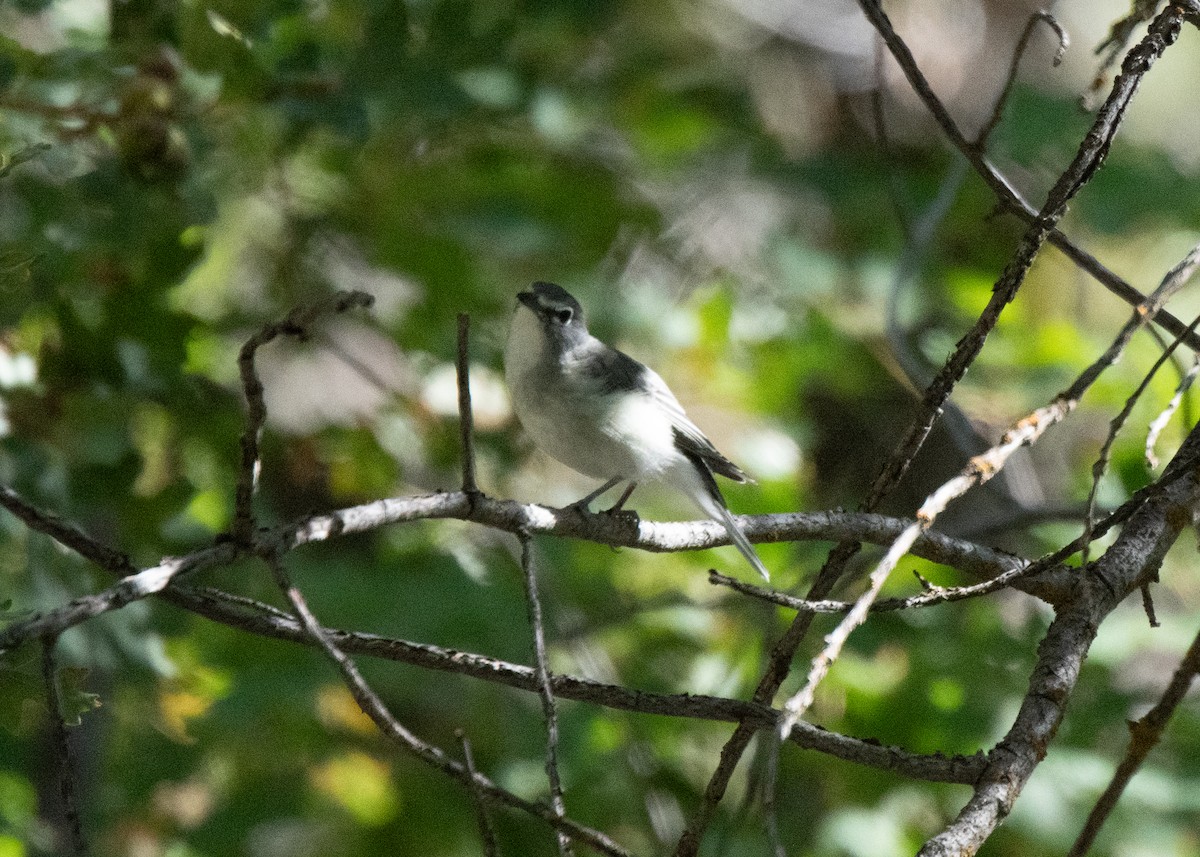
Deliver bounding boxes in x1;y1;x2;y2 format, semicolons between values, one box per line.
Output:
1145;353;1200;469
919;417;1200;855
164;583;987;785
0;483;1038;654
0;485;133;575
457;313;480;496
518;534;573;857
975;9;1069;150
1068;624;1200;854
262;553;631;857
860;0;1200;353
858;0;1184;509
458;730;501;857
1080;307;1200;570
233;290;375;543
41;636;90;857
0;545;238;653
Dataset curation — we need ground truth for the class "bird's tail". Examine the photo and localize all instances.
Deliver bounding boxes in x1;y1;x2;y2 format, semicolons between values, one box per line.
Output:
676;451;771;582
712;502;770;582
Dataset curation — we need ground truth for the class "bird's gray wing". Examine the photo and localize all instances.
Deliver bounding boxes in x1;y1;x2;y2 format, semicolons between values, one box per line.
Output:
577;339;750;483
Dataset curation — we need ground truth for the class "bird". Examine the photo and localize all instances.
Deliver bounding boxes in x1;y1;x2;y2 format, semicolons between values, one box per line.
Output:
504;281;770;581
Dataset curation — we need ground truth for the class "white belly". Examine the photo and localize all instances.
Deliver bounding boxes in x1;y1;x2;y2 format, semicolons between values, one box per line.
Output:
505;309;681;481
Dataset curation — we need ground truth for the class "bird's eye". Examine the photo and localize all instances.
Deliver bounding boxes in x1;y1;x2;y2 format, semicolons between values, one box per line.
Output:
554;308;573;324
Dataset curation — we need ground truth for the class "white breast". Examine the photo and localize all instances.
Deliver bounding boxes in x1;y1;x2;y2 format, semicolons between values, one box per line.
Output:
505;306;684;482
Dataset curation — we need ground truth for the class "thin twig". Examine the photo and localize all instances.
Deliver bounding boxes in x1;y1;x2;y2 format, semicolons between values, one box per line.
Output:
1081;307;1200;571
0;546;237;653
974;9;1068;150
518;534;573;857
1078;245;1200;569
1146;353;1200;469
456;313;479;495
262;553;630;857
41;636;90;857
458;730;500;857
233;290;375;543
0;486;133;575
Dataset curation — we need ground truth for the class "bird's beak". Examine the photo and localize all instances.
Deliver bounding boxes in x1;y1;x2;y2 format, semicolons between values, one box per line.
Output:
516;291;538;311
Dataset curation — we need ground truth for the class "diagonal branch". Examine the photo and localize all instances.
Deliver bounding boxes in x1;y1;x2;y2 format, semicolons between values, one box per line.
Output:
919;416;1200;856
863;0;1200;353
0;486;133;575
263;553;631;857
1067;622;1200;857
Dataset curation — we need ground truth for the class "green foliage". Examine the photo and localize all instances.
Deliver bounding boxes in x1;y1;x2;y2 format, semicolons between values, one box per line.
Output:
2;1;1200;855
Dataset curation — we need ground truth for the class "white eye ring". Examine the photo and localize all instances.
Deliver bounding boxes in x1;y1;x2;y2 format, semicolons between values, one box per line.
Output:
553;307;573;324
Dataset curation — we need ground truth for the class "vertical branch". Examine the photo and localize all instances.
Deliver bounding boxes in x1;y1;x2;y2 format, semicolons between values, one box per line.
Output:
232;291;375;543
458;730;501;857
456;313;479;496
233;328;277;543
518;534;573;857
41;636;90;857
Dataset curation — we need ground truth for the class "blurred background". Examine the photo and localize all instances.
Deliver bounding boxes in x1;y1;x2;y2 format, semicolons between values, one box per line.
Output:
1;0;1199;854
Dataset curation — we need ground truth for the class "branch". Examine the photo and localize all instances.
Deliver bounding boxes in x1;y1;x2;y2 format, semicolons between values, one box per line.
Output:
974;9;1068;150
517;534;573;857
918;416;1200;855
1081;305;1200;570
0;486;133;575
0;482;1039;653
458;730;501;857
0;545;238;653
1145;353;1200;469
232;290;375;543
861;0;1200;353
1067;623;1200;857
163;584;987;785
858;0;1183;509
41;636;90;857
263;554;631;857
456;313;479;495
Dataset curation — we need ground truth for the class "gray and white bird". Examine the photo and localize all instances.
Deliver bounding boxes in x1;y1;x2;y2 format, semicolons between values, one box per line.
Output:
504;281;769;580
